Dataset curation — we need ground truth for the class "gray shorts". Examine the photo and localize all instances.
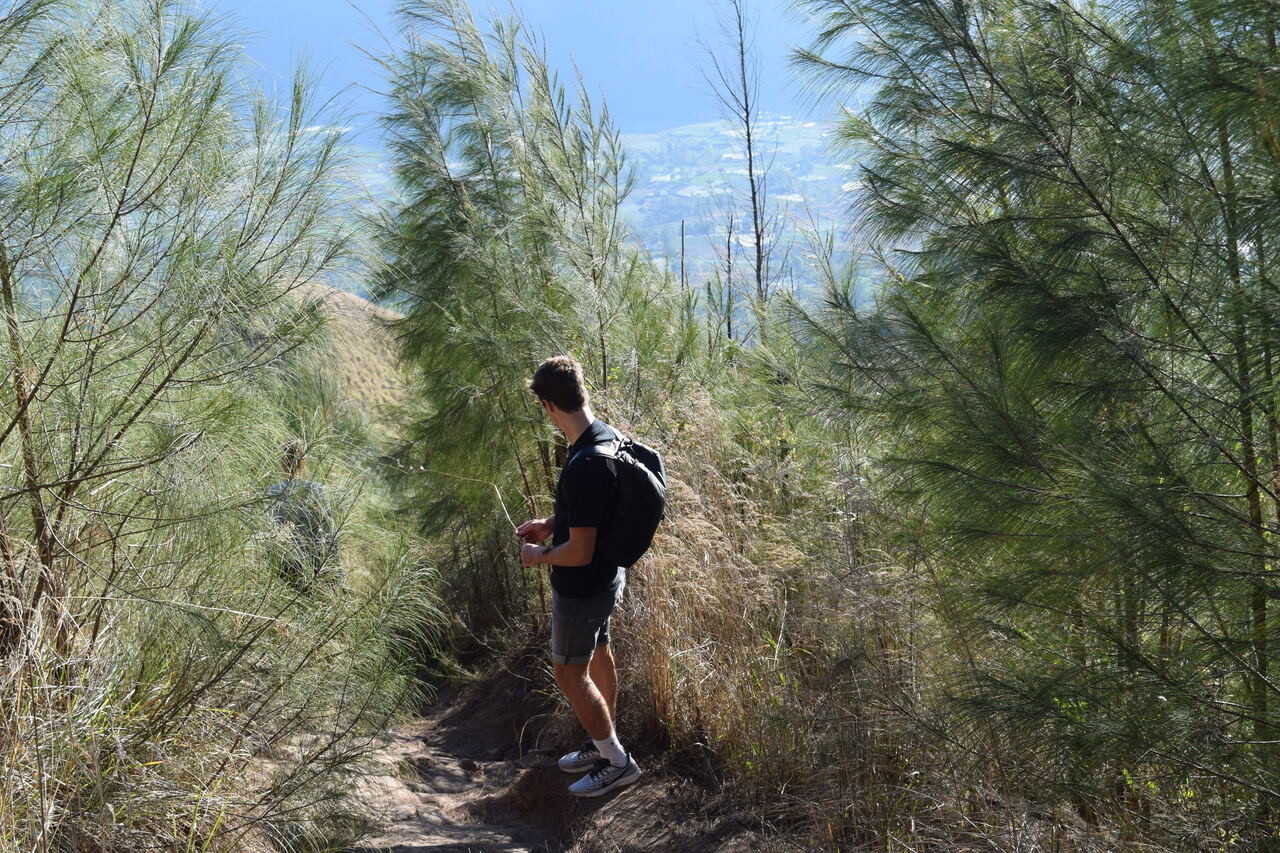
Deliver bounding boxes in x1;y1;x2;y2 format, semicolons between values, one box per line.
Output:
550;574;625;666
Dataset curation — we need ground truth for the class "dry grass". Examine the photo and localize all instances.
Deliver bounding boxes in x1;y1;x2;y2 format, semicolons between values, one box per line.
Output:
563;390;1125;851
303;282;407;416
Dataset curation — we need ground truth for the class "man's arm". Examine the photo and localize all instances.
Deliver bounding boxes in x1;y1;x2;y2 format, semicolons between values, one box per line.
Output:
521;453;611;566
522;526;595;567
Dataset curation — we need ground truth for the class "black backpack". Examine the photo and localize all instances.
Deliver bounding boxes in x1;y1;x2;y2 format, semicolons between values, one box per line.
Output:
570;431;667;568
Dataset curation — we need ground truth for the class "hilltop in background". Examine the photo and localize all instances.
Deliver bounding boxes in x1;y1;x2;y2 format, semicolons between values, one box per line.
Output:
305;282;407;415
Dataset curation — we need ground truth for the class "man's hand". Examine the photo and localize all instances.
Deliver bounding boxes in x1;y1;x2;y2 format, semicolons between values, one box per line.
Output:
521;542;549;568
516;517;552;543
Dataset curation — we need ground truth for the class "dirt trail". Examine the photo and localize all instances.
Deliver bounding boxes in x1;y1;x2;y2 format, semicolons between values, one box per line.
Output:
344;659;779;853
345;721;565;852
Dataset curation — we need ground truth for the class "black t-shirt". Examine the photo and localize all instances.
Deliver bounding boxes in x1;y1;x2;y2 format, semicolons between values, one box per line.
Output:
551;419;620;598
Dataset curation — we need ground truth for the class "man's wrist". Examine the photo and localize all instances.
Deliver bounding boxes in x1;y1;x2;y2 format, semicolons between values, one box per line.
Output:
540;544;553;563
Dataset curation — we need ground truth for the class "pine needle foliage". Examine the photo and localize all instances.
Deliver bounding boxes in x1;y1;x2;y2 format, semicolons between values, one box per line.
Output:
792;0;1280;842
0;2;443;848
376;0;701;627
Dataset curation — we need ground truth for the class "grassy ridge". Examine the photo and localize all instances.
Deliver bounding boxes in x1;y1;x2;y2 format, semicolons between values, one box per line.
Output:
304;283;407;416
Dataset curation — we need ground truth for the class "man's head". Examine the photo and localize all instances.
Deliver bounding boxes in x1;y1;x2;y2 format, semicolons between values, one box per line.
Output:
280;437;307;478
528;355;589;415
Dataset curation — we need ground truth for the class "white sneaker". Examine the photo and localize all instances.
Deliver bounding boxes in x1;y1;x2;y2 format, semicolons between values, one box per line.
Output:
568;755;641;797
557;741;600;773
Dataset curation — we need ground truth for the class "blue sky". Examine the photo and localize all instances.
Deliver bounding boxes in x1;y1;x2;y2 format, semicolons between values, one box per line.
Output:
209;0;816;144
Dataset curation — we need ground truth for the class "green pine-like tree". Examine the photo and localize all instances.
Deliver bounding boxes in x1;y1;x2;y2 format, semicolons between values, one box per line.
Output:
376;0;701;625
793;0;1280;838
0;2;441;846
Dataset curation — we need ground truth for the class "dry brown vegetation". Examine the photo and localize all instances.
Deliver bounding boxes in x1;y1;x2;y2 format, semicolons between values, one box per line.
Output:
303;282;408;416
539;391;1123;851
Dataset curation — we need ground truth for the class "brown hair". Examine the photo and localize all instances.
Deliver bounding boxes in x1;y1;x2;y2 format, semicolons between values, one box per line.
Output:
528;355;588;412
280;438;307;477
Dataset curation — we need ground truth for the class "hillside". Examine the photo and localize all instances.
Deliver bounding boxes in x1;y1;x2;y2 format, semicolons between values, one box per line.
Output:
620;117;857;295
306;281;407;415
621;117;848;239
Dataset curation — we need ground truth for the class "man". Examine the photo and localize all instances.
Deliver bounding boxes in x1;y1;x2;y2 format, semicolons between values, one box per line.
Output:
266;438;341;590
517;355;642;798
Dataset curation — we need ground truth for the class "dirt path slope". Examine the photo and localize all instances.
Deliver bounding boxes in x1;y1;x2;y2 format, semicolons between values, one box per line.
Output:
345;664;783;853
344;715;574;853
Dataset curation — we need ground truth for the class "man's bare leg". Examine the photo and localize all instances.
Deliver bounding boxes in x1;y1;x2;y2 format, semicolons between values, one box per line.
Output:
554;661;613;740
554;657;639;794
588;642;617;723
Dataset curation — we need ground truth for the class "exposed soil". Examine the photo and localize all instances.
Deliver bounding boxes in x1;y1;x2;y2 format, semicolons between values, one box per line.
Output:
345;651;789;853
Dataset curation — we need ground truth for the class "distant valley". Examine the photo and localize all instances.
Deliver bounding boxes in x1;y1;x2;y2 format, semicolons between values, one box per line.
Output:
620;115;859;292
347;115;860;300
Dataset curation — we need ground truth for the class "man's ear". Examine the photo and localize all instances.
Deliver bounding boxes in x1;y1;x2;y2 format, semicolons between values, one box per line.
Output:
541;398;556;415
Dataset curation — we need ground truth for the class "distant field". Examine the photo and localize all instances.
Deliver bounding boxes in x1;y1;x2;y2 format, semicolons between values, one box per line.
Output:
305;282;407;416
345;116;860;299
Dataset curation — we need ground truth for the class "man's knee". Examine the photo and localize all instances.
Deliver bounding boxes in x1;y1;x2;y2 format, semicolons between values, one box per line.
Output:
554;661;591;693
588;642;613;668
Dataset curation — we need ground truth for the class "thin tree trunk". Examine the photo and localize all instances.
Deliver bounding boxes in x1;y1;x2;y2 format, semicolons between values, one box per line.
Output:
1218;125;1272;796
725;218;734;341
0;246;55;609
731;0;766;307
680;219;686;291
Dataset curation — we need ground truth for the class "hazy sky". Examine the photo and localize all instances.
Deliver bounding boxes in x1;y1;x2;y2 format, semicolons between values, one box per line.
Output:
209;0;817;144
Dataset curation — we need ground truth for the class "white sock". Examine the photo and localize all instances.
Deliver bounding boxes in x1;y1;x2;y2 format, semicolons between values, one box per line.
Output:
592;732;627;767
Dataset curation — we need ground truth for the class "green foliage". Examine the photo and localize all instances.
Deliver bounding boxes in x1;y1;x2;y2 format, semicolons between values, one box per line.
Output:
793;0;1280;840
376;0;702;625
0;2;442;848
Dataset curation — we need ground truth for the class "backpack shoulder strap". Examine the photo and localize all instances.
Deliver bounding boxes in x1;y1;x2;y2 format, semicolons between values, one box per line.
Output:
566;429;624;478
568;440;613;464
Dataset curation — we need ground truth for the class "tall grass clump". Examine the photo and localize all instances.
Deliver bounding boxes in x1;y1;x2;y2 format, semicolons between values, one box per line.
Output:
0;1;441;849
